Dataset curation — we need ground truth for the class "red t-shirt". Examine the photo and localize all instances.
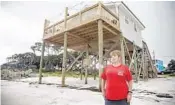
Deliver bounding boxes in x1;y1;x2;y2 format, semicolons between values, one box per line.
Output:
101;64;132;100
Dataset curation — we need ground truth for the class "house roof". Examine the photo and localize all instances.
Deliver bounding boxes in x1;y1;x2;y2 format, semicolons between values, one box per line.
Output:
121;1;146;29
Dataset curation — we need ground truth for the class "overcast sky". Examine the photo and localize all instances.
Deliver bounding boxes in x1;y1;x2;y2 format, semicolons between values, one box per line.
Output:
0;1;175;65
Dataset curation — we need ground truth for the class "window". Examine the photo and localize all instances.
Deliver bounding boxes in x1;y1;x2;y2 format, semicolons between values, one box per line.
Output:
125;16;129;24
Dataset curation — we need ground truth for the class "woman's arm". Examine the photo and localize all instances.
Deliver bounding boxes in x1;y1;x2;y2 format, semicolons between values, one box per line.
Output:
101;67;107;97
101;79;106;97
125;66;133;103
125;66;133;92
128;80;133;92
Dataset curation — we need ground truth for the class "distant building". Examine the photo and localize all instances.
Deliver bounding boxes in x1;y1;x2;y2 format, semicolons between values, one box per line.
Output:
154;59;165;73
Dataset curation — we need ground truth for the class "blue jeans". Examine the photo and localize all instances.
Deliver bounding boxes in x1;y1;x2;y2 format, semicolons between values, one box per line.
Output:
105;98;129;105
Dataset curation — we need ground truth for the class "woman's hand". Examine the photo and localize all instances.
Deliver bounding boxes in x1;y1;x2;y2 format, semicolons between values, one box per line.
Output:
102;89;105;98
127;93;132;103
101;79;106;98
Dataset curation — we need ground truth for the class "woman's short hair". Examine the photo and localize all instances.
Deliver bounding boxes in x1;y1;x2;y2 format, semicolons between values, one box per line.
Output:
110;50;121;57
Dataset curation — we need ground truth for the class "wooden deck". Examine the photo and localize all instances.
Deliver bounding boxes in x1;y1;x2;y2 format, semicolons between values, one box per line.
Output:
42;3;131;52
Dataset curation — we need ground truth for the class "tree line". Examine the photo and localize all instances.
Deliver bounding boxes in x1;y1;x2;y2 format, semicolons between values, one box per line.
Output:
1;42;174;73
1;42;87;71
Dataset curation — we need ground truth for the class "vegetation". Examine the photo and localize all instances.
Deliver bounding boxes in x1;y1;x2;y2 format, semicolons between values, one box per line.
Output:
1;42;82;70
160;59;175;76
167;59;175;71
0;42;97;77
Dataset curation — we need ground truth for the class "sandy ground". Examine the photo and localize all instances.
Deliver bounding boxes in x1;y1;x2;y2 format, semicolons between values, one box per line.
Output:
1;76;175;105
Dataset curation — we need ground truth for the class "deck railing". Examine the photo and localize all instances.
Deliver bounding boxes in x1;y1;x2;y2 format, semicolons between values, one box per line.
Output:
43;3;120;39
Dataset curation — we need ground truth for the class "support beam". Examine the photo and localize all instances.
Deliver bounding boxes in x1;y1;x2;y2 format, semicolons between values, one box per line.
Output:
61;7;68;87
103;25;118;36
123;37;131;61
97;1;102;17
146;61;149;80
85;45;89;84
64;7;68;31
67;32;88;43
62;32;67;87
66;51;85;72
98;19;103;91
39;41;45;84
94;57;97;80
129;42;136;69
80;61;83;80
136;51;143;82
67;52;76;61
134;49;138;82
120;35;125;64
142;48;145;80
39;19;48;84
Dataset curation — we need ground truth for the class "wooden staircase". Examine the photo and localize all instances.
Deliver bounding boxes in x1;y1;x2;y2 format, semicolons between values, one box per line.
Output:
143;41;157;78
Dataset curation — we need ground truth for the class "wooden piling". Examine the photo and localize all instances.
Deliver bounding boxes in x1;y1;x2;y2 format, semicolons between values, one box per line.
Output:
120;35;125;64
61;7;68;87
98;19;103;91
38;19;48;84
85;45;89;84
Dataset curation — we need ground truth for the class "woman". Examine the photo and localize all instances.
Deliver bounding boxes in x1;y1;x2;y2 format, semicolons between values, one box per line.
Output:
101;50;133;105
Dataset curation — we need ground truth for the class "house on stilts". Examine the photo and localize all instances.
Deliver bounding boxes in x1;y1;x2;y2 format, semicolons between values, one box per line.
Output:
38;1;157;89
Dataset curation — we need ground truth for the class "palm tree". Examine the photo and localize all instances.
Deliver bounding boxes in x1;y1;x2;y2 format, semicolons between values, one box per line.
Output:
35;42;42;52
51;45;62;55
31;46;36;55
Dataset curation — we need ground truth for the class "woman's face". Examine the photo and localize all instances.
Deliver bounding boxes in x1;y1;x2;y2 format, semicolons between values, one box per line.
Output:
110;55;121;64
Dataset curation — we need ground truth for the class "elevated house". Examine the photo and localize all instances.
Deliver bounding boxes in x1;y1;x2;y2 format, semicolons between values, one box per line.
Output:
39;2;157;88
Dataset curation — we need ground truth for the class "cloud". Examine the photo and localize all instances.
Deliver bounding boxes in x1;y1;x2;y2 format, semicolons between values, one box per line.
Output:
0;1;85;65
0;1;174;65
0;10;43;64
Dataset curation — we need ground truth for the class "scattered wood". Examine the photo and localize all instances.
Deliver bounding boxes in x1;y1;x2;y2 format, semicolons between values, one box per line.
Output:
156;93;173;98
